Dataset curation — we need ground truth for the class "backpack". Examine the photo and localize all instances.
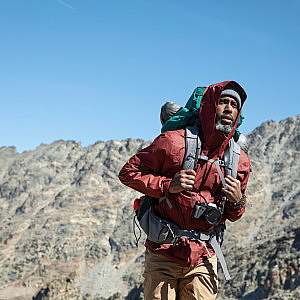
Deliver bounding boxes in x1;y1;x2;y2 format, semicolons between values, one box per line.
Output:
133;125;239;281
133;87;243;281
135;125;241;242
135;86;241;237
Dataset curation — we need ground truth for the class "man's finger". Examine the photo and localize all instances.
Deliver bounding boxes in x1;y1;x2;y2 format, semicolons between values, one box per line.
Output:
182;174;196;181
222;188;230;196
223;186;235;193
225;177;240;187
225;176;236;183
224;180;235;189
182;183;194;190
180;178;195;185
222;188;230;194
225;176;240;185
184;169;197;176
181;182;193;188
181;179;195;186
222;188;234;198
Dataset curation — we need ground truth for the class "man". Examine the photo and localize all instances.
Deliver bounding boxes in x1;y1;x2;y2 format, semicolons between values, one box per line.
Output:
119;81;251;299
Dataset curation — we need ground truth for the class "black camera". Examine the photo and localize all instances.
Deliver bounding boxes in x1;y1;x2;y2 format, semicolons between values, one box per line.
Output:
192;203;222;225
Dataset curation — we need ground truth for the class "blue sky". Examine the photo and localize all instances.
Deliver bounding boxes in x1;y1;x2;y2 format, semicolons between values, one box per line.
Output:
0;0;299;152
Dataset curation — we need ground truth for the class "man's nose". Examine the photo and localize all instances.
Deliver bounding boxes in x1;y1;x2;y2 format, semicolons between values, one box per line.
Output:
224;103;233;113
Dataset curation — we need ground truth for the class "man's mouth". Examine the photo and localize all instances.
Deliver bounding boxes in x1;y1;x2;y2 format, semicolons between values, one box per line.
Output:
221;115;233;125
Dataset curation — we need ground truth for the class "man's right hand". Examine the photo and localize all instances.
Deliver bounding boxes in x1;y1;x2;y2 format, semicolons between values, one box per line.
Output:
168;169;196;193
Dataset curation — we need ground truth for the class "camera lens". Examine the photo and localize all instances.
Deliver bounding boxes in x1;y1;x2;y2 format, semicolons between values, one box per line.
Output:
205;205;221;225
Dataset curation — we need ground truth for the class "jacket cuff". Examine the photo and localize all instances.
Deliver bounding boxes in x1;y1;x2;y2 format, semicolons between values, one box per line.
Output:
225;200;246;213
162;179;172;196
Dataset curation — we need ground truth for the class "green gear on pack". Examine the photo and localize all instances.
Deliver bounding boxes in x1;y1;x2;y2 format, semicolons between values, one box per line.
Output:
133;125;241;281
161;87;205;133
161;86;244;141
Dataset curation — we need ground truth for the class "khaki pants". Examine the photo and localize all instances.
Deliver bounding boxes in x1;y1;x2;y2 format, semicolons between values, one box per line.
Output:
143;250;218;300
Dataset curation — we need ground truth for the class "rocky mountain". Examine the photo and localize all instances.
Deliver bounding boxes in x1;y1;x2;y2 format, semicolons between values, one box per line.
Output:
220;115;300;300
0;115;299;300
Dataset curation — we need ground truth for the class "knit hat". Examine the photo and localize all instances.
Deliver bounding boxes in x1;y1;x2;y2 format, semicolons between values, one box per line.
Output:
220;89;242;109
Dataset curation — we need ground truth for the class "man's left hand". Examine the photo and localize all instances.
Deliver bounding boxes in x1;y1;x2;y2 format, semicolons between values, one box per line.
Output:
222;175;242;203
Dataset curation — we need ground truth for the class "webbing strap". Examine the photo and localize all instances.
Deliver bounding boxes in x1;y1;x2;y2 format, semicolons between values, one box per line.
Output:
176;230;231;280
176;230;210;241
199;156;227;189
224;139;241;178
231;141;240;178
185;128;241;179
209;236;231;280
183;126;201;170
214;161;227;189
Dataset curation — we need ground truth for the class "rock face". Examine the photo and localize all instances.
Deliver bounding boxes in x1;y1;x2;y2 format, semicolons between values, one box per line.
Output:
0;115;299;300
220;115;300;300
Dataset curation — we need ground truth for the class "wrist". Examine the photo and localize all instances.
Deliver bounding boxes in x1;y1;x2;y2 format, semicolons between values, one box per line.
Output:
232;194;247;209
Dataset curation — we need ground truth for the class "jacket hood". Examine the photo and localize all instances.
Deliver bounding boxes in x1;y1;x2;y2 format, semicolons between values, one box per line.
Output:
199;80;247;156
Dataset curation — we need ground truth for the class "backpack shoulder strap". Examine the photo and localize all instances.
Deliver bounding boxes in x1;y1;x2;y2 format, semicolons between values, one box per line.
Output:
183;126;201;170
224;138;241;178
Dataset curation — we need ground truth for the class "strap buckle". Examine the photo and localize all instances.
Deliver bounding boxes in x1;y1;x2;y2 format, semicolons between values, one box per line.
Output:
218;159;226;167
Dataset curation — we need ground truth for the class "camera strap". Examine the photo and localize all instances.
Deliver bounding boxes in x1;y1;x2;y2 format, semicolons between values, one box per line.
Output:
198;156;228;213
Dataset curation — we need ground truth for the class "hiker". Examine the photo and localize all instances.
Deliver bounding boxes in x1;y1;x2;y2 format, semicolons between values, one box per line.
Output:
119;81;251;300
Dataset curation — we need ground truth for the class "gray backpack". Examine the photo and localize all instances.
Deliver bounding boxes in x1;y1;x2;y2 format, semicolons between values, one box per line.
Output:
134;125;241;280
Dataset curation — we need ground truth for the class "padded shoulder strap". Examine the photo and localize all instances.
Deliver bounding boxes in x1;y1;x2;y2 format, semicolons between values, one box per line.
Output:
224;139;241;178
183;126;201;170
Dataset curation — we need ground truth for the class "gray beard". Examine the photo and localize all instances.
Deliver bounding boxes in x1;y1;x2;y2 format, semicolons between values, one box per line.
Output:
215;120;232;134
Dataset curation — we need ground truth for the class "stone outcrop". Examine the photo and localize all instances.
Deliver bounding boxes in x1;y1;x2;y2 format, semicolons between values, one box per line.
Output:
0;115;299;299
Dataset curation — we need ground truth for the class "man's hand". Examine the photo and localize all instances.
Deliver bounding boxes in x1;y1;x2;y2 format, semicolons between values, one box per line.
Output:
169;169;196;193
222;175;242;203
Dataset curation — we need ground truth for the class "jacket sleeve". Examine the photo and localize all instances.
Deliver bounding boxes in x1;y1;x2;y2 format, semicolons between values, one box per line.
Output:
223;150;251;222
118;134;173;198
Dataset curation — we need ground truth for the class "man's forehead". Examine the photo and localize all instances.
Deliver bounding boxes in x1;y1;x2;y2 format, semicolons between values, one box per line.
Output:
219;88;242;109
219;95;238;104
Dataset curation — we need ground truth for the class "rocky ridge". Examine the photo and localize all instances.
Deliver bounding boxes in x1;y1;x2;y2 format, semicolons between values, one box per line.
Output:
0;115;299;299
220;115;300;299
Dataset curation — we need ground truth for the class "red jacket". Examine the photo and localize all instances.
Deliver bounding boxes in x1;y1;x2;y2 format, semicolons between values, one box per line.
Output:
119;81;251;267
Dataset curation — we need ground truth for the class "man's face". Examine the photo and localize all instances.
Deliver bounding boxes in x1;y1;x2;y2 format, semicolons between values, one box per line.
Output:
215;96;239;134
